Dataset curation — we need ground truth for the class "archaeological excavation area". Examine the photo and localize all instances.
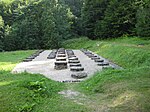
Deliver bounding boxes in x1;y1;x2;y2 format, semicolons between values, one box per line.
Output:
12;48;121;82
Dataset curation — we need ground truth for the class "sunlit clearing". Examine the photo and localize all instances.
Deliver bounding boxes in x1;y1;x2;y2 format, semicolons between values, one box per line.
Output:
0;81;14;86
0;62;17;71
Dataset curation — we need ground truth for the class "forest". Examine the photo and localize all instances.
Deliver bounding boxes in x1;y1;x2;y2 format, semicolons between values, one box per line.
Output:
0;0;150;51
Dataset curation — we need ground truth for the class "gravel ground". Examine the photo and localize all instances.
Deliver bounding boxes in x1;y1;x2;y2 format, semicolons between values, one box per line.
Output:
12;50;119;82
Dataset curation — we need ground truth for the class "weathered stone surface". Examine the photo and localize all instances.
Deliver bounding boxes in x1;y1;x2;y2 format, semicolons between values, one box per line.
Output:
66;50;74;55
13;50;123;82
94;59;104;62
68;55;76;58
58;48;65;54
23;59;32;62
32;54;39;57
85;52;93;55
27;56;35;59
68;60;80;63
57;52;65;54
54;61;67;70
23;50;45;62
88;55;97;58
68;57;78;60
91;56;100;60
70;67;84;71
69;63;82;67
81;49;91;53
47;50;57;59
47;55;56;59
71;72;87;79
57;54;66;57
56;57;67;61
47;52;56;59
97;62;109;66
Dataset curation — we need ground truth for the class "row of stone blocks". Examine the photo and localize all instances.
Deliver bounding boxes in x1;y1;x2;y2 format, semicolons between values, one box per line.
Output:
23;50;44;62
47;49;57;59
54;48;87;79
81;49;110;68
67;50;87;79
54;48;67;70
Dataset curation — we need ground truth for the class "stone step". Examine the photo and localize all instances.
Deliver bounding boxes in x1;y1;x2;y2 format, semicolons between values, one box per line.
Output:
47;51;57;59
68;55;76;58
91;57;100;60
23;59;32;62
47;55;56;59
87;55;97;58
94;59;104;62
69;63;82;67
68;60;80;63
57;52;65;54
71;72;87;79
57;54;66;57
56;57;67;61
97;62;109;66
54;61;68;70
68;57;78;60
26;56;35;59
70;67;84;71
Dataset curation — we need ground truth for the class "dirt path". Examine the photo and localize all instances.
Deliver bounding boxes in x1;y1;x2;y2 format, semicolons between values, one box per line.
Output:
58;84;110;112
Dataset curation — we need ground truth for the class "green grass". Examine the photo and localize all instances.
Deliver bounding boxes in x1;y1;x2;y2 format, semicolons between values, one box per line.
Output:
78;67;150;111
64;37;150;112
64;37;150;68
1;37;150;112
0;50;35;71
0;50;90;112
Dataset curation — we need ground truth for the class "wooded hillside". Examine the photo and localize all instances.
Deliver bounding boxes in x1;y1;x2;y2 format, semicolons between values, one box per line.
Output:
0;0;149;51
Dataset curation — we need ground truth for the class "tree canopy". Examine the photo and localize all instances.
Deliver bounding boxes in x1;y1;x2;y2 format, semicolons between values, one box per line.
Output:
0;0;149;51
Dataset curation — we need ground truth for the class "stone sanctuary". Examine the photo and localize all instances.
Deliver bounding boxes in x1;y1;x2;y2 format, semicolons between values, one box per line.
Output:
12;48;122;82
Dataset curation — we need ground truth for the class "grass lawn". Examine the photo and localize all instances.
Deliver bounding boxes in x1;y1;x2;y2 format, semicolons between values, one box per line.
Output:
64;37;150;112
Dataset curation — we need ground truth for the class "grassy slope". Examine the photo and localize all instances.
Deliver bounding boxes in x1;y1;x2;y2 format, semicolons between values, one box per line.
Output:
64;37;150;68
64;37;150;112
0;50;90;112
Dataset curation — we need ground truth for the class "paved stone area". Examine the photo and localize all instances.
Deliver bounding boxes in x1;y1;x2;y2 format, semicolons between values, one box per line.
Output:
12;50;121;82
